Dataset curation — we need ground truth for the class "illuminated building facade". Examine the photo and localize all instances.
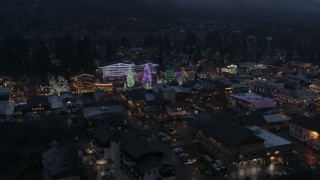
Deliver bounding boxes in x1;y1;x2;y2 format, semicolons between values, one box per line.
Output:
309;80;320;93
289;116;320;150
70;74;113;94
99;63;158;82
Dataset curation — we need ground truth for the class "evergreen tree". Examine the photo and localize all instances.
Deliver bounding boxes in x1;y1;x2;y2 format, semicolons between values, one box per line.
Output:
126;65;135;89
143;64;152;89
164;69;174;82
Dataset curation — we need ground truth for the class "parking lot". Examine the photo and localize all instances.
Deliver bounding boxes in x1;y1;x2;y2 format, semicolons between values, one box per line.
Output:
126;109;320;180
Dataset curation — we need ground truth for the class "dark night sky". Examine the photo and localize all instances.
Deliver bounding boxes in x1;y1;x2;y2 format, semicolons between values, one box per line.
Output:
145;0;320;12
0;0;320;29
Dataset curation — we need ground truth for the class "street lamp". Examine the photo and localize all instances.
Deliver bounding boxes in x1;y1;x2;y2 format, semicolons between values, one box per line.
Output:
313;156;315;167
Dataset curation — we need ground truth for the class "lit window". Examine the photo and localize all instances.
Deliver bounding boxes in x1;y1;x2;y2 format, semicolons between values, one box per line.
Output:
275;151;279;154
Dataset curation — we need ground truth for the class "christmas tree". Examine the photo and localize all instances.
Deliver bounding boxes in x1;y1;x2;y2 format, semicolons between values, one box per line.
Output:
143;64;152;89
126;66;135;89
165;69;175;82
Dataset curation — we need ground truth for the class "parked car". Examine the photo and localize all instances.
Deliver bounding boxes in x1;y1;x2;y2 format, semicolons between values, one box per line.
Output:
172;147;183;153
184;158;197;165
178;152;189;158
170;130;178;135
215;160;223;166
162;136;171;142
200;155;214;165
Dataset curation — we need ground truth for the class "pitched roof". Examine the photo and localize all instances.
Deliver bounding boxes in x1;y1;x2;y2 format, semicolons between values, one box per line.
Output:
122;130;162;160
134;155;163;174
27;96;50;108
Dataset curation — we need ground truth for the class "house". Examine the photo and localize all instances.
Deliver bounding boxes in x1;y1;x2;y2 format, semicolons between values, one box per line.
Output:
21;96;51;117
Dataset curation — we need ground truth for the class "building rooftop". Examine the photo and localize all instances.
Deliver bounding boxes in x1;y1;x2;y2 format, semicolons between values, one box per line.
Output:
83;106;122;119
0;87;12;95
41;147;79;178
195;112;264;148
290;116;320;133
122;130;162;160
262;114;292;123
134;155;163;174
247;126;291;148
231;92;275;102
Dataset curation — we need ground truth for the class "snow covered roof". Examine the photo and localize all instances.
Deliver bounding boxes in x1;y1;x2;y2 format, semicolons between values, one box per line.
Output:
0;101;14;115
231;83;248;89
231;92;275;102
0;87;12;95
48;96;64;109
247;126;291;148
83;106;122;119
262;114;291;123
238;62;265;68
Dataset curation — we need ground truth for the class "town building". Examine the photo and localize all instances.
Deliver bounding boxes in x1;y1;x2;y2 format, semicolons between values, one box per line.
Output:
289;116;320;151
230;92;277;112
70;74;113;94
195;112;293;168
98;62;158;82
247;126;292;164
195;112;265;168
239;114;292;131
90;127;176;180
41;144;81;180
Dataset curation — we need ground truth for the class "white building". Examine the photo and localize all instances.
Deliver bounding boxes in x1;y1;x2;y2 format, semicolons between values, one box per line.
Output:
247;126;292;164
289;116;320;150
98;63;158;81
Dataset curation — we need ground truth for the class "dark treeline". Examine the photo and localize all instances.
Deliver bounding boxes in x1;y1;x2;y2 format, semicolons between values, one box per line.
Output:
0;34;96;76
0;33;172;76
1;22;320;77
0;0;320;33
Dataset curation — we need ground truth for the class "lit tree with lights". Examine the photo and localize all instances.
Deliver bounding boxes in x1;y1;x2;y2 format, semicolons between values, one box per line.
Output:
126;66;135;89
49;76;70;96
164;69;174;82
143;64;152;89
